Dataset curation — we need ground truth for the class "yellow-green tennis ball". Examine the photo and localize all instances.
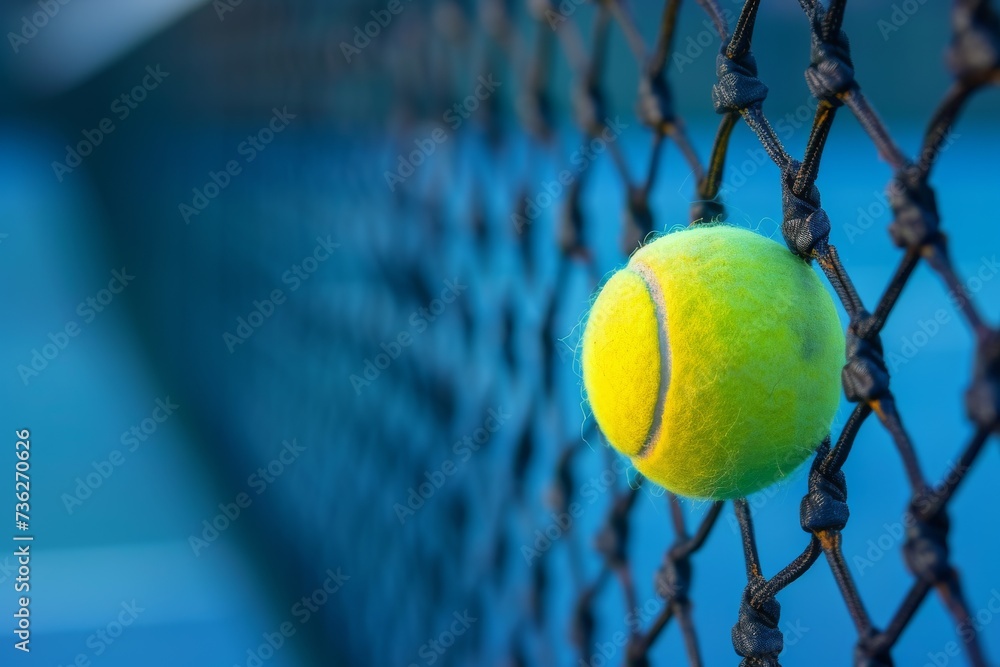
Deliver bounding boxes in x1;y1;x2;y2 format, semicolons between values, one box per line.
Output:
581;224;844;500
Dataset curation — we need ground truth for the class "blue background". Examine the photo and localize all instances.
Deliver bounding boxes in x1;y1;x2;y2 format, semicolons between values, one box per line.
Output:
0;0;998;665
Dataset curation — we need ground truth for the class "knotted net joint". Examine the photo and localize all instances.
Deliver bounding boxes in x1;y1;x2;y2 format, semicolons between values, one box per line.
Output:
854;629;895;667
621;188;654;254
572;79;608;139
595;494;631;567
965;329;1000;432
887;168;940;250
711;50;769;114
799;444;849;534
805;28;857;104
655;547;692;602
902;505;952;585
636;71;675;129
732;578;782;666
947;1;1000;81
842;314;891;402
780;162;830;259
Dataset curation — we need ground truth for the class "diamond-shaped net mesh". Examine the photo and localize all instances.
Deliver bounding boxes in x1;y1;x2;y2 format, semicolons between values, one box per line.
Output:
337;1;1000;665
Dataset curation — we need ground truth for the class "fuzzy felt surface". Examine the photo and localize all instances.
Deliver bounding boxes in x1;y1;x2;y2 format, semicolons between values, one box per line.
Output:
581;224;844;499
582;269;660;457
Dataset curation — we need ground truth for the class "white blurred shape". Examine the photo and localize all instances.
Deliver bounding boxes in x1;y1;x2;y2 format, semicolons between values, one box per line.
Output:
11;0;209;94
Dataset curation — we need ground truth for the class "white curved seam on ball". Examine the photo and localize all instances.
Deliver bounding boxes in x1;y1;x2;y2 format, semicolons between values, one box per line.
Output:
630;260;670;460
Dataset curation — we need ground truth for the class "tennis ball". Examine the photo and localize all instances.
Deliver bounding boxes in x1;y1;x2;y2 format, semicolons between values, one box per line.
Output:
581;224;844;500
